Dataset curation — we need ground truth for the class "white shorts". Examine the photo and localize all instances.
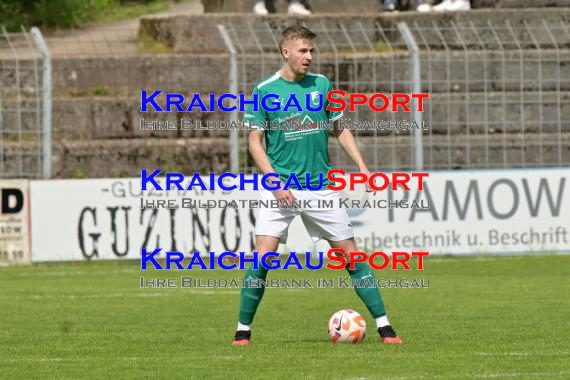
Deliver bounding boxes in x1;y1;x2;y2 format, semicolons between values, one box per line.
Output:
255;189;354;244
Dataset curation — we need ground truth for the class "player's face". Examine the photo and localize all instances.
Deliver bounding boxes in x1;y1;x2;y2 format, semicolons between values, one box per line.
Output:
283;38;314;77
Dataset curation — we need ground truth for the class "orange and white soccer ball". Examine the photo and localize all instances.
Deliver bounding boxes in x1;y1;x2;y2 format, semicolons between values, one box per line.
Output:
328;309;366;343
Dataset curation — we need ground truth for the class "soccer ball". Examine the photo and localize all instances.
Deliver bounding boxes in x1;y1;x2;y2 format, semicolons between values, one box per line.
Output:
328;309;366;343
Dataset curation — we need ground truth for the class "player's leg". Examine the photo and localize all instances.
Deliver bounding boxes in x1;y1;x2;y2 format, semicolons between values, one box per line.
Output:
239;236;280;324
233;190;296;345
287;0;312;15
253;0;268;15
327;238;387;320
300;190;401;344
327;238;401;344
233;235;280;343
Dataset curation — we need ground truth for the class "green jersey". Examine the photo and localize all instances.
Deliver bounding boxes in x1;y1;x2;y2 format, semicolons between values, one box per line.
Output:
243;72;343;189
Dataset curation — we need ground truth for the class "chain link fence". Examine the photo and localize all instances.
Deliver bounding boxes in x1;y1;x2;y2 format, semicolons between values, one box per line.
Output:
0;27;50;179
409;18;570;170
1;14;569;179
220;17;570;173
1;18;231;179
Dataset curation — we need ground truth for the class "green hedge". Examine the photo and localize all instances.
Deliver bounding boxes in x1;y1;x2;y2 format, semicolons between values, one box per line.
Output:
0;0;159;31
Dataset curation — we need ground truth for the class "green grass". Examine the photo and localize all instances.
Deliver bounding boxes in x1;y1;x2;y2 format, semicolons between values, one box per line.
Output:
136;32;174;54
0;0;174;32
1;255;569;379
100;0;170;23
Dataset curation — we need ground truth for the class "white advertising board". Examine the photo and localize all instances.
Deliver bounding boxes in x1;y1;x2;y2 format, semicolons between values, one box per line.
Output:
0;180;31;265
335;169;569;256
31;177;257;262
30;169;569;262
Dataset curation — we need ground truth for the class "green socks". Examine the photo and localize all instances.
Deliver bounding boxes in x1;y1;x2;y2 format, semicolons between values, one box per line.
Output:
345;261;387;319
238;260;387;325
238;264;268;325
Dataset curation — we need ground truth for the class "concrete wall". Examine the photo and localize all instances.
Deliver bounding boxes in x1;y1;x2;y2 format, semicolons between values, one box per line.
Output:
5;132;566;178
7;8;568;177
15;92;563;141
52;54;229;95
354;133;570;170
140;10;570;54
49;50;570;97
51;138;231;178
200;0;570;13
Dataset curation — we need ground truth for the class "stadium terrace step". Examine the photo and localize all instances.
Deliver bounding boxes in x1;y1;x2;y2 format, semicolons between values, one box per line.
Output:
474;0;570;8
50;49;570;95
348;132;570;170
139;9;570;54
202;0;380;13
4;132;566;178
13;92;564;141
342;91;570;136
2;138;230;178
49;138;231;178
51;54;229;96
201;0;570;13
50;97;229;140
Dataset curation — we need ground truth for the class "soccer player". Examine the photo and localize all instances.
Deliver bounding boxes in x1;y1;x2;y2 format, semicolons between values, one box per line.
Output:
232;26;402;345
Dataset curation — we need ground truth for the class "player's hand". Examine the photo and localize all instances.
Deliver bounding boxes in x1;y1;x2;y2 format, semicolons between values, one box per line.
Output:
362;170;377;196
273;188;297;208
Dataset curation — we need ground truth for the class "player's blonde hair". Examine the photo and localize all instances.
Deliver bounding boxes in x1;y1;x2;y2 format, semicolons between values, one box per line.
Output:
279;25;317;58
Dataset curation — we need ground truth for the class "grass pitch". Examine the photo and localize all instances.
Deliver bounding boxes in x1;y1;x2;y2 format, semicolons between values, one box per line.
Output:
1;254;569;379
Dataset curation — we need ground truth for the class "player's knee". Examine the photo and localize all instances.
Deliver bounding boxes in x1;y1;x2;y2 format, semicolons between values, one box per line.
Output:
327;237;357;253
262;253;279;267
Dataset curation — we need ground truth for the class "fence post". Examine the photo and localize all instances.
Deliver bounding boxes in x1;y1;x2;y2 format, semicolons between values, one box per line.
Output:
217;24;239;173
543;20;562;167
397;22;423;171
30;27;52;179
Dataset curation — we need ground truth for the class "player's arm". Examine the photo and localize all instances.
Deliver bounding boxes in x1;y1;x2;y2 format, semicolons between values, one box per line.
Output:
325;79;375;192
248;130;277;176
333;122;376;194
248;130;296;205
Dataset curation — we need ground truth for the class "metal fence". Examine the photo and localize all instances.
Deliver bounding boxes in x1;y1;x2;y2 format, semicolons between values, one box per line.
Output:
219;17;570;173
1;15;569;179
0;27;50;179
0;19;230;179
